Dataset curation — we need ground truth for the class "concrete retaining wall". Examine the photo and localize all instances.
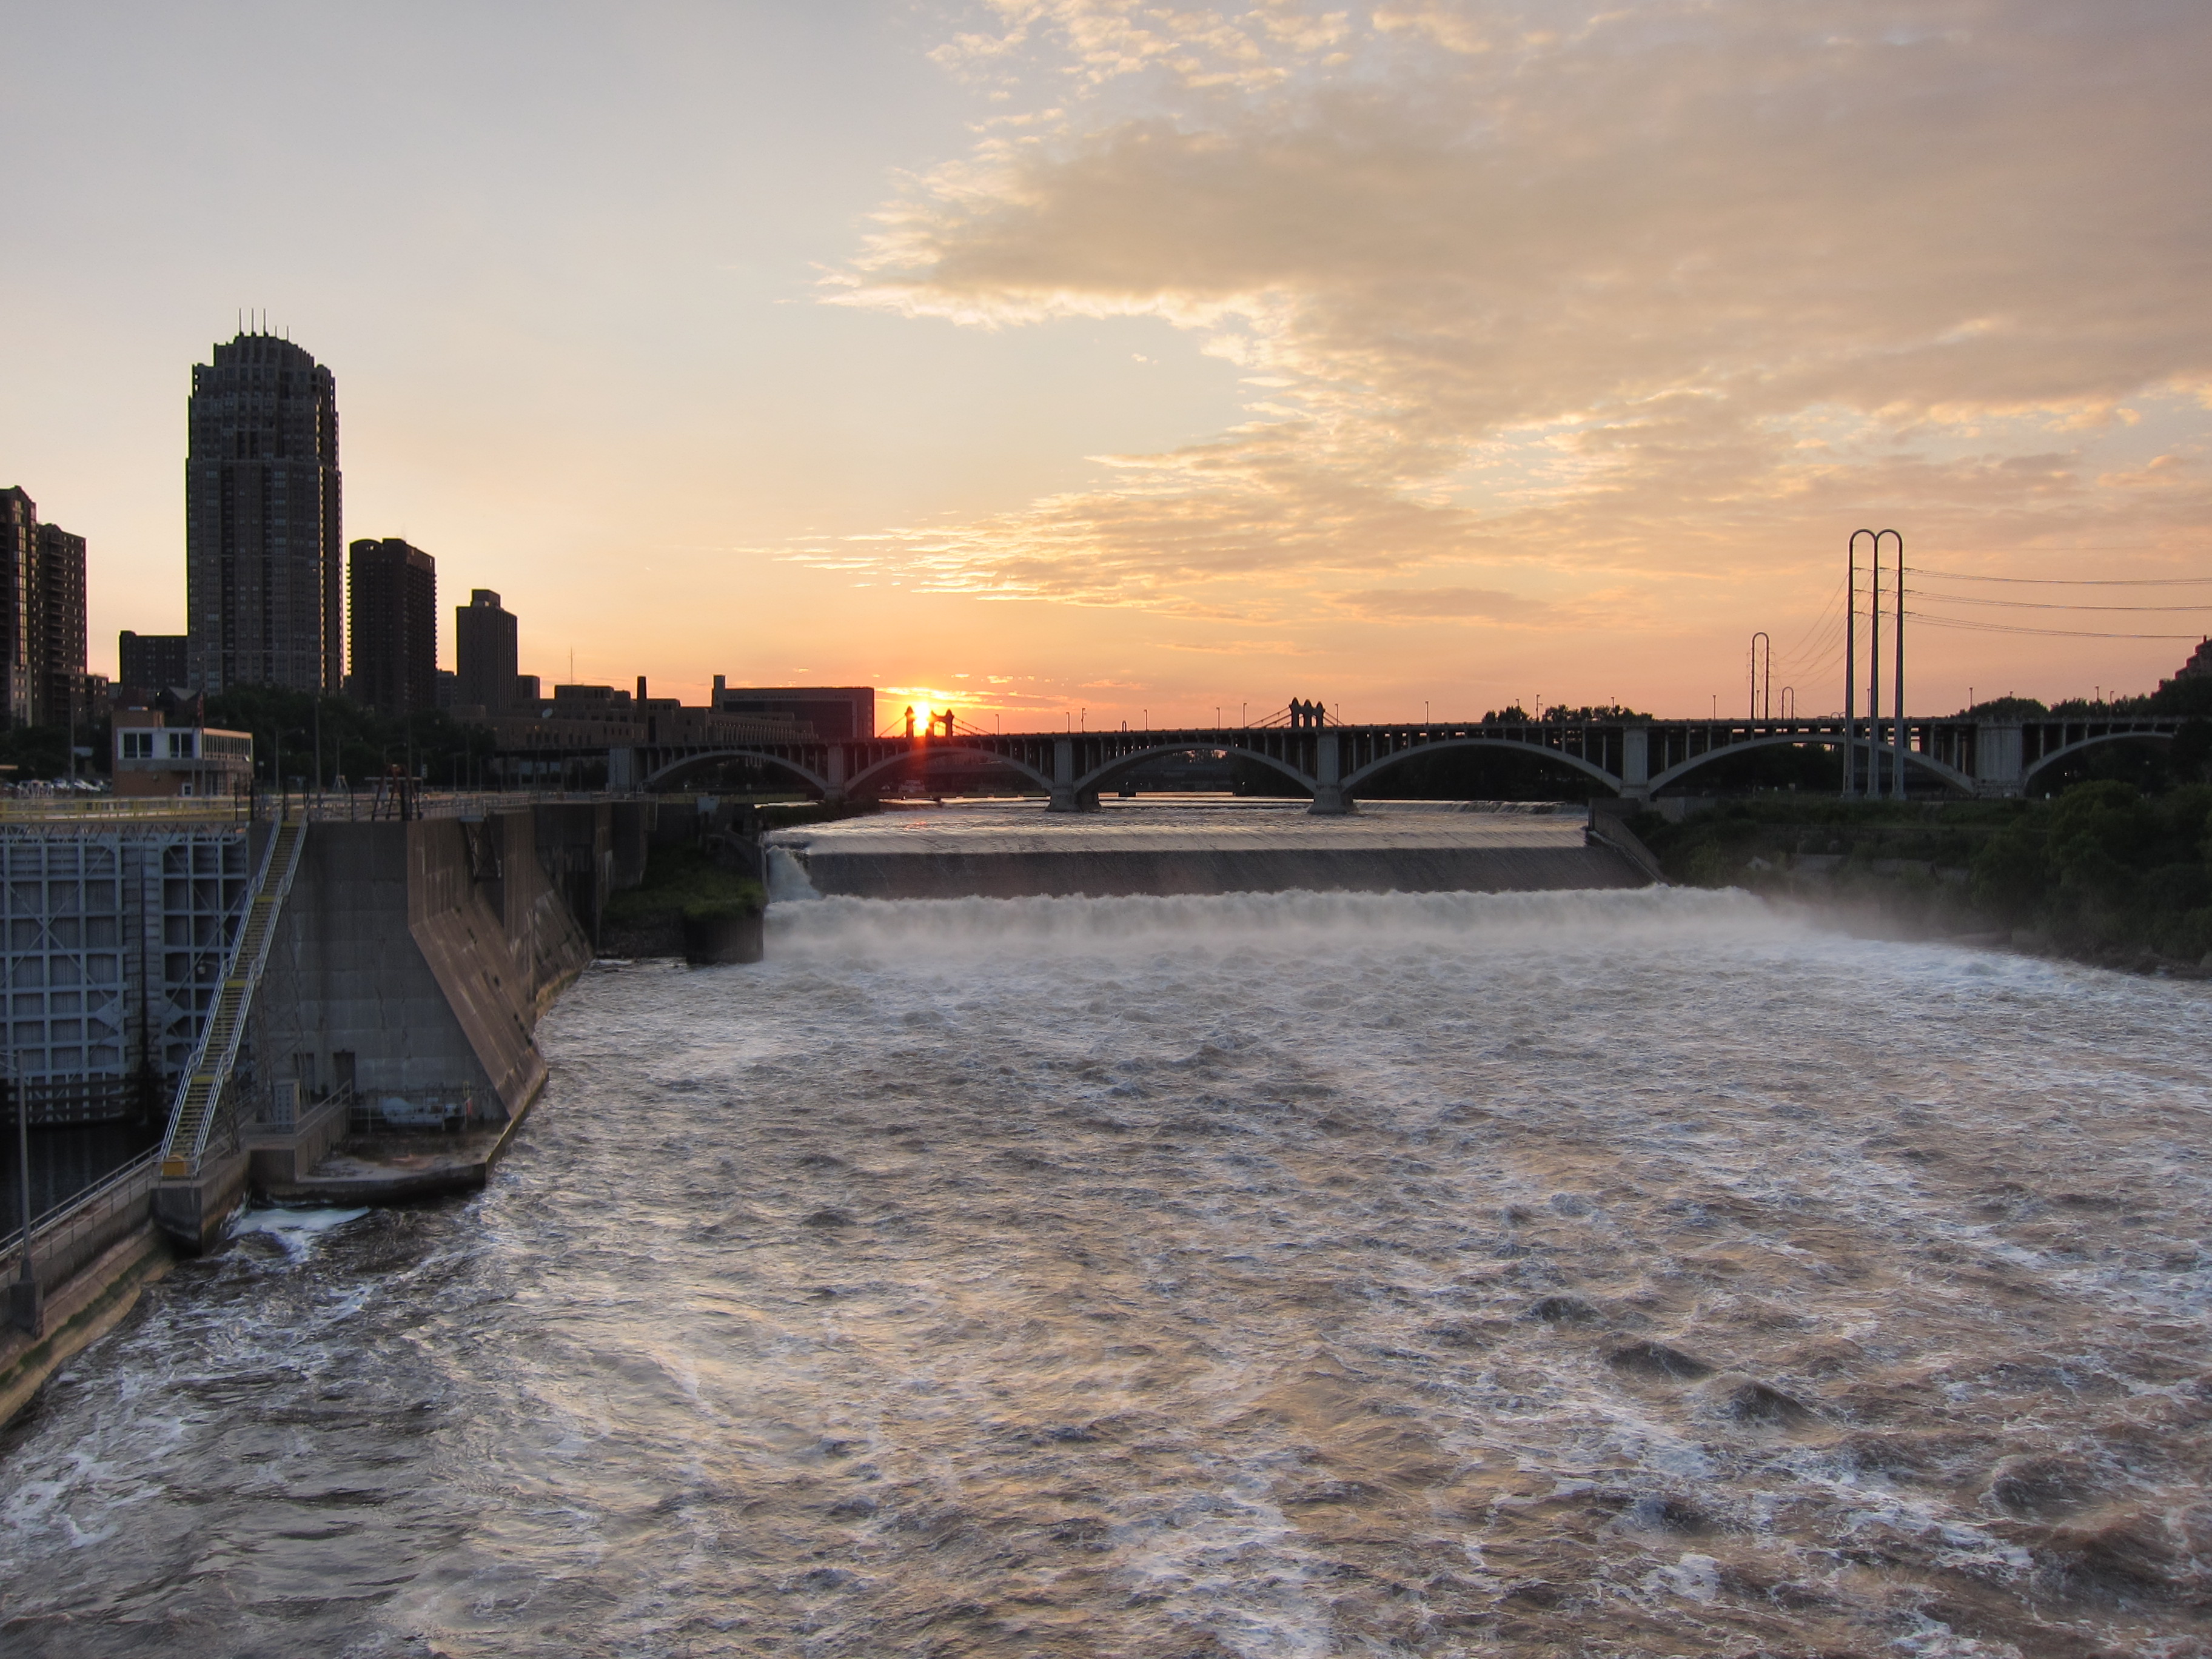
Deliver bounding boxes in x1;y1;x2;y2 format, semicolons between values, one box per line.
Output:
256;813;593;1125
1;1152;163;1298
244;1093;351;1188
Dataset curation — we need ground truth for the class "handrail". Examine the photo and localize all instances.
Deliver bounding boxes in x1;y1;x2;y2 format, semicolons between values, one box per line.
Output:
0;1148;162;1282
5;1147;159;1253
158;818;309;1178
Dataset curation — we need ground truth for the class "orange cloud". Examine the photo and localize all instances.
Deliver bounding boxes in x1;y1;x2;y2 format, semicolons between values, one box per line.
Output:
822;0;2212;639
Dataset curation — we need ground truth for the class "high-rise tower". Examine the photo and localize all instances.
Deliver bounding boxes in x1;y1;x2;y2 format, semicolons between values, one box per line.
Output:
347;537;437;715
455;588;518;712
185;330;342;692
0;488;35;724
0;488;90;728
33;521;86;727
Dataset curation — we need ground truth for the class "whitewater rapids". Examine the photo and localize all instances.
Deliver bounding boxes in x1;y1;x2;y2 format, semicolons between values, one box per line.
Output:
3;885;2210;1656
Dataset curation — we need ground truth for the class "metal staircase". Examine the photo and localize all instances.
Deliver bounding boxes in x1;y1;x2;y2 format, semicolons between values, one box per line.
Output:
159;819;308;1179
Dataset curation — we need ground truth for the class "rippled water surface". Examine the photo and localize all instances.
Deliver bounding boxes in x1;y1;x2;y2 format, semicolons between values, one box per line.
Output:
6;887;2212;1657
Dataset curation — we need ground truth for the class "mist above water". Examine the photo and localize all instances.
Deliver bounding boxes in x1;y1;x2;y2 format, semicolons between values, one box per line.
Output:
4;885;2210;1657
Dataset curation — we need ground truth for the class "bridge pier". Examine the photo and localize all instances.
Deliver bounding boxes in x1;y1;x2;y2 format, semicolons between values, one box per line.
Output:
1046;739;1098;813
1307;734;1356;816
1973;721;2023;798
1620;727;1651;802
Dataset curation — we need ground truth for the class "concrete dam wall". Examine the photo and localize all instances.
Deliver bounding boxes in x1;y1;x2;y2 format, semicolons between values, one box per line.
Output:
771;804;1648;900
257;811;595;1124
10;800;648;1416
791;841;1644;899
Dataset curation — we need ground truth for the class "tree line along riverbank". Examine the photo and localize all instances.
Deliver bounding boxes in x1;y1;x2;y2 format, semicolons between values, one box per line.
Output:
1629;783;2212;972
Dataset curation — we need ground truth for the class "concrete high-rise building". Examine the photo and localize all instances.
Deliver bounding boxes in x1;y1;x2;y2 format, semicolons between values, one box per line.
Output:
33;522;86;727
0;488;92;728
185;330;343;692
0;488;35;725
347;537;437;714
455;588;518;712
119;631;190;692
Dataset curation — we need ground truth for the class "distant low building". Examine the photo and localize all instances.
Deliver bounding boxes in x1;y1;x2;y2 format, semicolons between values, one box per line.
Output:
709;679;875;740
112;703;253;797
466;679;806;787
632;677;803;746
2167;638;2212;685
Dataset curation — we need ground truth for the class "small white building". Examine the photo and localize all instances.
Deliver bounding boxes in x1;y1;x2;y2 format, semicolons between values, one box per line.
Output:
112;707;253;798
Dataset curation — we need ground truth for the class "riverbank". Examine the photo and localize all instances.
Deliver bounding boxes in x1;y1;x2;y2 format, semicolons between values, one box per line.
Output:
1631;784;2212;976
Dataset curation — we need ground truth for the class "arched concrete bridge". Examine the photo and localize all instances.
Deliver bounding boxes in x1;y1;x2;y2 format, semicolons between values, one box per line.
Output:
604;714;2191;812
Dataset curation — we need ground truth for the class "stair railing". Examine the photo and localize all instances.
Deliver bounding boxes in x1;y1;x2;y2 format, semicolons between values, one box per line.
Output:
159;819;309;1178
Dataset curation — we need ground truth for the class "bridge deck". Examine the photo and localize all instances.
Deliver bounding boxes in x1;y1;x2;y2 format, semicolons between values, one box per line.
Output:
600;714;2191;801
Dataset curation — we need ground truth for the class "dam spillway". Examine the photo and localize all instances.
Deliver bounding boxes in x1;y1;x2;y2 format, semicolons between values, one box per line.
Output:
768;799;1645;900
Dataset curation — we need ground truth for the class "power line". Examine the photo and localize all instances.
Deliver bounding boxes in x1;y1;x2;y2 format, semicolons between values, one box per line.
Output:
1906;592;2212;614
1911;568;2212;586
1771;573;1849;680
1904;611;2204;641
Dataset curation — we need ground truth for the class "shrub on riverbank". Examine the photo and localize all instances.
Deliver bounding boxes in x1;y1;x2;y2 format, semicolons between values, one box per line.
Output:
1635;783;2212;963
600;846;765;957
1969;782;2212;957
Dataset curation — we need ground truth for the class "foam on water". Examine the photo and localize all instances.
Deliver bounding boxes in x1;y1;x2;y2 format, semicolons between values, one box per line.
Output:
4;885;2211;1655
227;1206;371;1253
766;882;1775;960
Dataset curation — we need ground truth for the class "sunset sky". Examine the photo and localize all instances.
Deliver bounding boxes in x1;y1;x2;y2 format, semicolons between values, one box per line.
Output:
2;1;2207;729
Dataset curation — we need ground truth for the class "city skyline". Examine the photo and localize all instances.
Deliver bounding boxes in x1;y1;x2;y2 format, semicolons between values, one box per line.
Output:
3;2;2208;726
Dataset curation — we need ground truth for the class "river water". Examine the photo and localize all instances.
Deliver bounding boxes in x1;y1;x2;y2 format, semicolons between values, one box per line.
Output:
4;885;2211;1656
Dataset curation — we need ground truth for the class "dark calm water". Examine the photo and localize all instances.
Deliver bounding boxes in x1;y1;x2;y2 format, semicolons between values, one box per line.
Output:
4;886;2210;1656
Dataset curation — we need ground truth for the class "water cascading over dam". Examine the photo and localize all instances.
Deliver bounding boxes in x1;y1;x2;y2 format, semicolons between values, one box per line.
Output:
2;874;2208;1657
765;799;1646;900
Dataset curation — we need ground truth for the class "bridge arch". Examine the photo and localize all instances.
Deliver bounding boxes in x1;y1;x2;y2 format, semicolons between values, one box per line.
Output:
1339;737;1624;796
845;743;1056;797
2019;728;2176;791
639;748;834;795
1644;733;1972;796
1074;743;1318;799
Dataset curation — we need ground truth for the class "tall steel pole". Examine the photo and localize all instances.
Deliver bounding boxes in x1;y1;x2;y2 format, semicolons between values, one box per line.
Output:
1886;531;1906;799
1868;538;1883;799
1845;531;1874;797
